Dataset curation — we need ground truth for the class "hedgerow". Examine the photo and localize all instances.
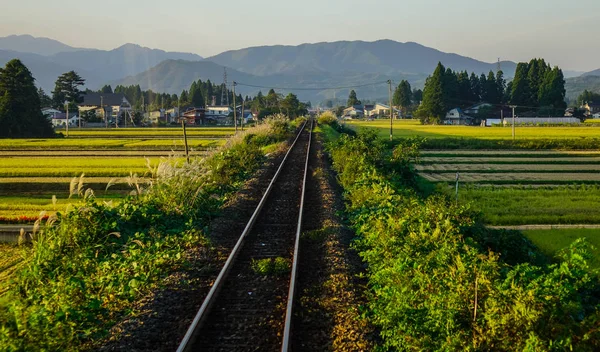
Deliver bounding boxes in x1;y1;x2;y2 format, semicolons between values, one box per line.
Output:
320;122;600;351
0;118;296;350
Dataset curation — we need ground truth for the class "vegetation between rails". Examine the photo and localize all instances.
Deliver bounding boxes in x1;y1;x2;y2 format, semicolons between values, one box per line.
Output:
320;120;600;351
0;116;296;350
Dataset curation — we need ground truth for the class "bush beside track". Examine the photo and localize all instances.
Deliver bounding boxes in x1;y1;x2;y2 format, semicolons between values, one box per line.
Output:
320;119;600;351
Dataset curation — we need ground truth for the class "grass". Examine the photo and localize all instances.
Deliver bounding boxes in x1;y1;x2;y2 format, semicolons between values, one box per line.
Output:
449;185;600;225
422;172;600;183
251;257;291;276
0;244;23;296
348;119;600;140
522;228;600;268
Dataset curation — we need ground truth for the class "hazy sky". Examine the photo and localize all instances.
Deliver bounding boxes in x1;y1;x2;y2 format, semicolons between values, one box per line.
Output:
1;0;599;71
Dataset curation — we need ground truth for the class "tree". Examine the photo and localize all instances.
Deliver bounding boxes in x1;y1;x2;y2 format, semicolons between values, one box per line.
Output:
100;85;113;94
0;59;54;137
469;72;481;102
180;90;189;107
281;93;306;118
510;62;531;107
190;85;204;107
37;87;52;107
442;68;459;108
577;90;600;106
52;71;85;112
393;80;412;114
266;89;280;108
457;71;471;106
538;66;566;114
52;71;85;110
412;89;423;104
347;89;361;107
495;70;506;104
417;62;446;124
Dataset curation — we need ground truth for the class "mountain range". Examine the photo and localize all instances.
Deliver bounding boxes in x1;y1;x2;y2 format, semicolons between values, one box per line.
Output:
1;34;599;103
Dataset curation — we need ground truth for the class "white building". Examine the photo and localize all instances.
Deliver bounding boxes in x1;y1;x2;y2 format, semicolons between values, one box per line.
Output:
205;106;232;118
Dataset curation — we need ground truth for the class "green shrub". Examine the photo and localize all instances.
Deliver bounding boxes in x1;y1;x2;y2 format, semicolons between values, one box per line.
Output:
325;131;600;351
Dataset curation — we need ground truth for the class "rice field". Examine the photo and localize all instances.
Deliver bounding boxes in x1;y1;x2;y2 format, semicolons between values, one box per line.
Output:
423;151;600;226
522;229;600;268
347;119;600;139
0;127;233;224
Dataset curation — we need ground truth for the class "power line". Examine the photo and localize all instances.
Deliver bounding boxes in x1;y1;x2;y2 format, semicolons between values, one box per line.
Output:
234;80;389;91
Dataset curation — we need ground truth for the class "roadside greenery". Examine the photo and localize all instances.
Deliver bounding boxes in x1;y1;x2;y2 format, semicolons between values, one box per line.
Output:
0;117;296;350
320;119;600;351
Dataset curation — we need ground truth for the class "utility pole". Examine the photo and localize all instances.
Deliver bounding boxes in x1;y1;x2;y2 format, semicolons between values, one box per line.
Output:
509;105;517;140
241;97;245;131
65;101;69;137
233;81;237;133
388;80;393;141
101;95;107;128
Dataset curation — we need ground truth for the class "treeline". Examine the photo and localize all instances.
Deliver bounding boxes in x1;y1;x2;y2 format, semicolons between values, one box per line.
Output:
417;59;566;123
105;83;308;118
247;89;309;118
107;80;242;112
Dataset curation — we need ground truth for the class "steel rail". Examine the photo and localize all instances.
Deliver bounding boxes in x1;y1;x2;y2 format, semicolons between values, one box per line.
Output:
176;120;309;352
281;118;313;351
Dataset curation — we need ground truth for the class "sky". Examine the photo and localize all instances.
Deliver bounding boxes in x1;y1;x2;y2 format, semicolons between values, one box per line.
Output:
1;0;599;72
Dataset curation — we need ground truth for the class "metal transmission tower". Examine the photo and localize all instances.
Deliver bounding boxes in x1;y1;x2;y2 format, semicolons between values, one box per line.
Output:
221;68;229;106
497;58;502;73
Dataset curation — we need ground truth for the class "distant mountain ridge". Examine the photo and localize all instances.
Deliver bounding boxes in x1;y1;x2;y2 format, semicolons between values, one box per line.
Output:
0;34;84;56
208;40;518;77
0;35;204;91
582;69;600;77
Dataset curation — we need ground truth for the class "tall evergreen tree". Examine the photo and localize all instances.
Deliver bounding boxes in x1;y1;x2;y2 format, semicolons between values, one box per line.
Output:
510;62;531;107
457;71;471;106
393;80;412;112
52;71;85;110
347;89;361;106
496;70;506;104
190;85;204;107
412;89;423;103
100;85;113;94
0;59;54;137
37;87;52;108
469;73;481;103
418;62;446;123
442;68;459;108
538;66;566;112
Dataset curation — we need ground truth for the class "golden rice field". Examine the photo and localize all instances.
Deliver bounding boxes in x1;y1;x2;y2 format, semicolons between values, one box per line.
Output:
347;119;600;139
0;127;233;223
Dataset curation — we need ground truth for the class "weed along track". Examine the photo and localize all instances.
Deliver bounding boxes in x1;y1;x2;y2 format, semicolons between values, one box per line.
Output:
177;119;314;351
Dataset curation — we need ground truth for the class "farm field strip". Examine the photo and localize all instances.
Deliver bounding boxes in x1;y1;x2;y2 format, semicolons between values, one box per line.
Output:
0;150;207;157
440;184;600;226
0;138;225;150
0;176;149;184
422;172;600;182
417;164;600;172
348;120;600;139
522;229;600;268
421;157;600;164
421;150;600;156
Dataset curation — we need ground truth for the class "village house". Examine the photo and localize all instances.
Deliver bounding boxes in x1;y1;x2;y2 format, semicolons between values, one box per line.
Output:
78;92;132;124
582;102;600;116
445;108;473;125
181;108;207;125
343;105;364;118
50;112;79;127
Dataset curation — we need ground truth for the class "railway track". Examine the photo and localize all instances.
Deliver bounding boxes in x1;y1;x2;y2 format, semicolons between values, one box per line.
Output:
177;119;313;351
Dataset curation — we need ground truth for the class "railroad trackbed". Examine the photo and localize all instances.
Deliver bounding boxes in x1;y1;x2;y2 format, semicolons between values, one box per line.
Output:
177;120;314;351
